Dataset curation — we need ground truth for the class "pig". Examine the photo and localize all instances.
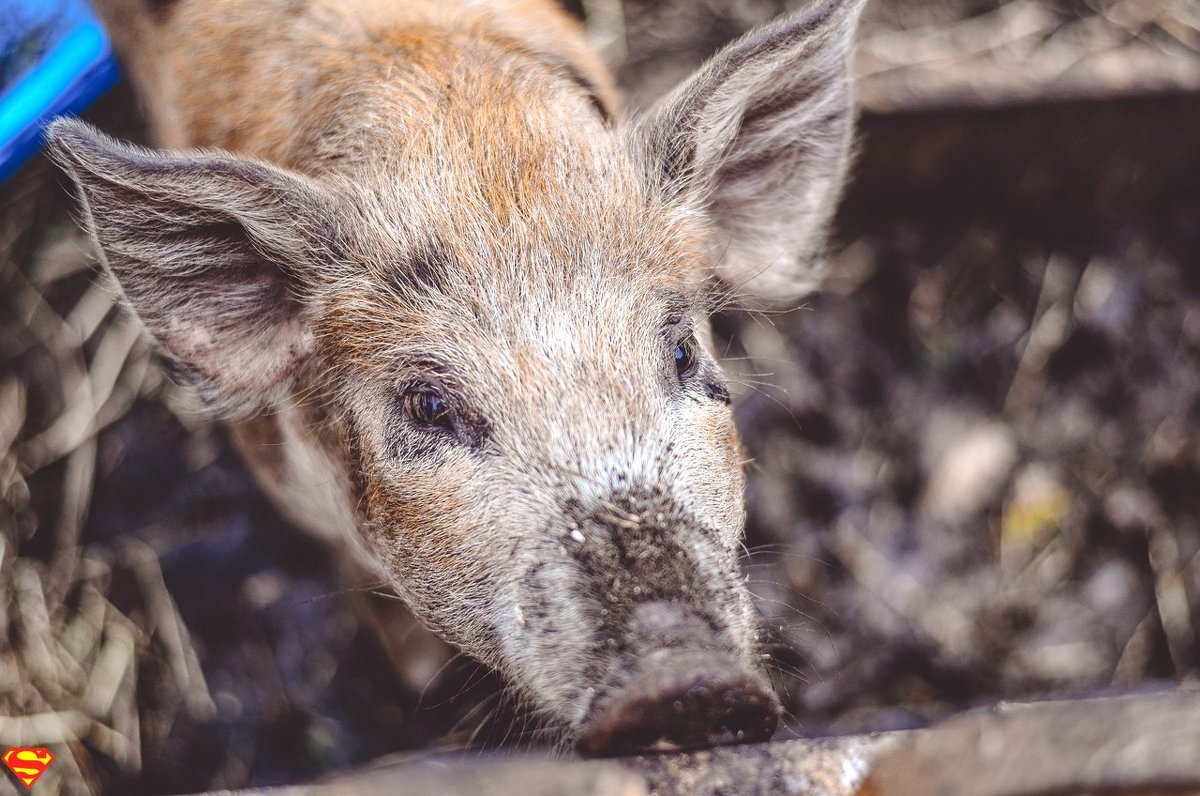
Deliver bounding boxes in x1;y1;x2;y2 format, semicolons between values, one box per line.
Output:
46;0;864;755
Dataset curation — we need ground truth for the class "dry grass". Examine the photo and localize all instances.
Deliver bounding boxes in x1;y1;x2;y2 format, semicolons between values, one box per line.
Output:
1;163;214;795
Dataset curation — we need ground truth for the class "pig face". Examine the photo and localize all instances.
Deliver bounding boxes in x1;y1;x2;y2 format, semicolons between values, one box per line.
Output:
49;0;864;753
316;168;765;750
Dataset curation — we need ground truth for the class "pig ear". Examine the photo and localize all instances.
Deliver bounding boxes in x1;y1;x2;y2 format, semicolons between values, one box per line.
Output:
46;118;336;415
632;0;865;304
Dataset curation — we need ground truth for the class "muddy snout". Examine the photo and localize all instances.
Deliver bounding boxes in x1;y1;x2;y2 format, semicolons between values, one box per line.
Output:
577;601;780;756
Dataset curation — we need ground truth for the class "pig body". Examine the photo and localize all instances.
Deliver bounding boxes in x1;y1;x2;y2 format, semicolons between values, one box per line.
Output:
48;0;865;754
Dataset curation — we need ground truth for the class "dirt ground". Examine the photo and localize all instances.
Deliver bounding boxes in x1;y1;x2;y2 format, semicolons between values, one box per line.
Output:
2;1;1198;793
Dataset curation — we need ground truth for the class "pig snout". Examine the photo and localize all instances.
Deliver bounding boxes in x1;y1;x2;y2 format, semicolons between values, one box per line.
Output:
576;649;780;756
577;601;780;756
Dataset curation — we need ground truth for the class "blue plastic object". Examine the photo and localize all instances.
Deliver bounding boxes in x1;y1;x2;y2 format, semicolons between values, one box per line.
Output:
0;0;119;183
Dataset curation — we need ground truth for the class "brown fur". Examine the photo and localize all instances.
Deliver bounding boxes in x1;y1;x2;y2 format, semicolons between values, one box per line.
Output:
48;0;866;749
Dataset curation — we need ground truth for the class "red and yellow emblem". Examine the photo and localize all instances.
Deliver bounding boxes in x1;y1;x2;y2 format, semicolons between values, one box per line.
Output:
2;748;55;789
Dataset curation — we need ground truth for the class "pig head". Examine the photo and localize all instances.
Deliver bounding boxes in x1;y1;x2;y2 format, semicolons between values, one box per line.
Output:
47;0;864;754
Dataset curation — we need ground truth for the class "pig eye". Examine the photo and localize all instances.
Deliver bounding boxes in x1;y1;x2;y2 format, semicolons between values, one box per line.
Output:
404;385;453;429
673;334;699;380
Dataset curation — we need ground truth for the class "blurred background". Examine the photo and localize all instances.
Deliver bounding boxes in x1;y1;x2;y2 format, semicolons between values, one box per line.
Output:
1;0;1198;793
